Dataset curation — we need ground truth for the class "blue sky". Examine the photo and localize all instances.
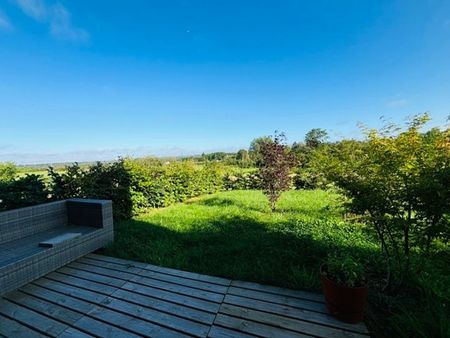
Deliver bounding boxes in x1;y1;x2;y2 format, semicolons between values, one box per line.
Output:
0;0;449;164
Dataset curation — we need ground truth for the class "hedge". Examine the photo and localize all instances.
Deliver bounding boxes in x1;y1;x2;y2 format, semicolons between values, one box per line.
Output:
0;159;225;219
0;159;271;219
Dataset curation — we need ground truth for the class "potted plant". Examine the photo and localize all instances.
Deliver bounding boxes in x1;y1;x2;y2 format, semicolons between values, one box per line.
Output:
320;254;368;323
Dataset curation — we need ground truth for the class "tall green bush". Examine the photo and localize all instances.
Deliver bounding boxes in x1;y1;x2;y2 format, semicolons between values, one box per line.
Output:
0;162;17;181
49;160;133;219
0;174;49;211
125;159;223;214
317;114;450;284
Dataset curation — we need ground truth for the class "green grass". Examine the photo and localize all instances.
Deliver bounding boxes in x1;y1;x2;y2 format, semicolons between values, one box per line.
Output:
104;189;450;337
105;189;379;290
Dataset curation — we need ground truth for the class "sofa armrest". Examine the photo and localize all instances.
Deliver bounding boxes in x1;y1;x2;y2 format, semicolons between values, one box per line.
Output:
66;199;113;229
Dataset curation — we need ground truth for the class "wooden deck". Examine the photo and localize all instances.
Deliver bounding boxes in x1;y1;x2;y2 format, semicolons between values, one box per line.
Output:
0;254;369;338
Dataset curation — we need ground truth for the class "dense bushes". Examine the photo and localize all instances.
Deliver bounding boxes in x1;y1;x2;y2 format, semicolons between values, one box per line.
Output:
0;159;225;219
317;115;450;276
49;161;134;219
0;162;17;182
126;160;223;214
223;171;261;190
0;174;49;211
0;158;226;219
48;159;225;219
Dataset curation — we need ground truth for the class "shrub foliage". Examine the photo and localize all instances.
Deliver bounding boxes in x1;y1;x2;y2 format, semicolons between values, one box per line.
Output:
316;114;450;285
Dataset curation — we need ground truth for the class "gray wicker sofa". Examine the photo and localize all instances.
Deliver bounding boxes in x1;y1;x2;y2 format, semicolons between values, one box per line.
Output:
0;199;113;296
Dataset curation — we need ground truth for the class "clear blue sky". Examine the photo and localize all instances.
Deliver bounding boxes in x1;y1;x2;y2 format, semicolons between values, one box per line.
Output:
1;0;449;164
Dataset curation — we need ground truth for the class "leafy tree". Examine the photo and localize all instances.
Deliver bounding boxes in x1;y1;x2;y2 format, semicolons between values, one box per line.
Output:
236;149;249;161
249;136;272;165
258;132;296;211
305;128;328;148
201;152;230;161
0;162;17;181
236;149;252;167
291;129;329;189
319;113;450;286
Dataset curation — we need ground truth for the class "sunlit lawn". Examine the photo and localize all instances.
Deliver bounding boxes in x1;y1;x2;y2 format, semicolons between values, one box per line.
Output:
104;189;379;290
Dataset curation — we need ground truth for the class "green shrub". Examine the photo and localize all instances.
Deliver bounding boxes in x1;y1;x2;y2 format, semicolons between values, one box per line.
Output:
318;114;450;285
323;253;366;287
0;162;17;181
223;171;262;190
49;160;133;219
0;174;49;211
126;159;223;214
293;167;328;190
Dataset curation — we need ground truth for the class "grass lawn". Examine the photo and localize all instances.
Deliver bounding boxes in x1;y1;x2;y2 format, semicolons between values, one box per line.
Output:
104;189;450;337
105;189;380;291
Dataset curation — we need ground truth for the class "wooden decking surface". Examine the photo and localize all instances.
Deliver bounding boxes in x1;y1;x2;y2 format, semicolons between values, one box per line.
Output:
0;254;369;338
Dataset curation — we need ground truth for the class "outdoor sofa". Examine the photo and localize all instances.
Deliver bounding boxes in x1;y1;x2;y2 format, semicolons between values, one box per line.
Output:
0;199;113;296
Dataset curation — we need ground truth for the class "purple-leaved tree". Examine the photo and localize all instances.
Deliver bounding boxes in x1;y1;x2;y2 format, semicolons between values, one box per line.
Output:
258;132;297;211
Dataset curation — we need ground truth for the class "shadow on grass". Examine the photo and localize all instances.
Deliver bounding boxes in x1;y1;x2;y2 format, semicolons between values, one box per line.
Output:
104;214;380;291
196;196;269;212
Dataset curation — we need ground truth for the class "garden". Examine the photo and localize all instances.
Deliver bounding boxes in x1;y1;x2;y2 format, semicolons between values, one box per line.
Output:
0;113;449;337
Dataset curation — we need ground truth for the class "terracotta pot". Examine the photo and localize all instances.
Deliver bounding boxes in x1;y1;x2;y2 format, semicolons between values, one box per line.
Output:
320;264;368;323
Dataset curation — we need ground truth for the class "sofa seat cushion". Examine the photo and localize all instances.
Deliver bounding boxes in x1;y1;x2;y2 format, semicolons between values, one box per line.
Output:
0;225;97;269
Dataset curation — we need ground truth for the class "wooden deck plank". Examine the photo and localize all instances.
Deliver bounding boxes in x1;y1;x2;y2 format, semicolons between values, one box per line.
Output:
85;304;189;338
70;315;143;338
68;261;140;282
29;275;207;337
219;303;367;338
74;258;226;303
57;266;127;288
2;254;369;337
29;278;183;338
82;256;229;294
68;257;225;303
82;257;228;293
132;275;225;303
45;272;120;295
57;263;216;324
57;327;95;338
111;288;216;324
76;257;144;276
0;313;46;338
0;298;68;337
228;286;328;314
231;280;324;303
224;294;369;335
32;278;110;305
122;281;221;313
208;326;257;338
20;283;145;337
213;314;311;338
128;265;229;294
87;254;231;286
4;290;84;326
101;296;210;337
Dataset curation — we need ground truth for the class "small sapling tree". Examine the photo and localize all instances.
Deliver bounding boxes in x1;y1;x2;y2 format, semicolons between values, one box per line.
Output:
258;132;296;211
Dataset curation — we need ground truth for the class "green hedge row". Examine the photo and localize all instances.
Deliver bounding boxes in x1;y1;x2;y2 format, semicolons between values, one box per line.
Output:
126;160;224;214
0;159;226;219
